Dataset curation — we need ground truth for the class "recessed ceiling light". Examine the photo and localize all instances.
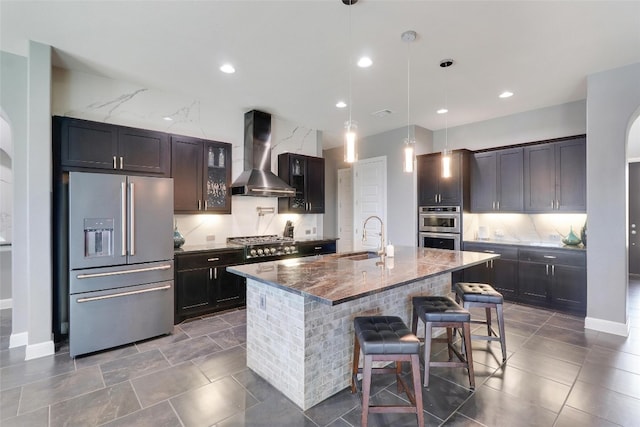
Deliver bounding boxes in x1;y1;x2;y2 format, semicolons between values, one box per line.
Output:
437;108;448;114
336;101;347;108
220;63;236;74
357;56;372;68
499;91;514;98
163;116;173;121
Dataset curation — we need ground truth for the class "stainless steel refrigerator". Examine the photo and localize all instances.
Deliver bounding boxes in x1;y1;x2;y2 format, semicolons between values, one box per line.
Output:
68;172;174;357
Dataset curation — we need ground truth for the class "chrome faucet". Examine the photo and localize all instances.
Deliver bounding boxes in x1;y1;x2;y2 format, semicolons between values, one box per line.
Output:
362;215;385;256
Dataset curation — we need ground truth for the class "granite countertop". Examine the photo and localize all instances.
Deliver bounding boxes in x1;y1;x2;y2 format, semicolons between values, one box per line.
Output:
464;239;586;251
227;246;498;305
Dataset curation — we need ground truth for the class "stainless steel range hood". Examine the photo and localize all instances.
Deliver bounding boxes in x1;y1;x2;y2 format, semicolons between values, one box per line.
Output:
231;110;295;197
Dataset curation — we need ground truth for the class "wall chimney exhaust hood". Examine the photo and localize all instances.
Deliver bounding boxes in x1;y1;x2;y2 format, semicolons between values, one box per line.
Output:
231;110;295;197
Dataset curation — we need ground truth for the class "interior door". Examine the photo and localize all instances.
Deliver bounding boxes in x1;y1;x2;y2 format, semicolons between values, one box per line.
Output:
337;168;353;253
630;162;640;274
353;157;387;252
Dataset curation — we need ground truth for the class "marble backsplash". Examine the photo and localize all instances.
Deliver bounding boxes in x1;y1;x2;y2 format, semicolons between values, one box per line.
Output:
463;213;588;245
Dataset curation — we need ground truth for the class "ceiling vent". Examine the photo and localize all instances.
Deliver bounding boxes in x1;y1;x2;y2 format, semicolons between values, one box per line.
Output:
371;109;393;118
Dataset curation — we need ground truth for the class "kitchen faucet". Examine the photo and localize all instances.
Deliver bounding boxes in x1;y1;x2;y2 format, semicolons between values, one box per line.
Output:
362;215;385;256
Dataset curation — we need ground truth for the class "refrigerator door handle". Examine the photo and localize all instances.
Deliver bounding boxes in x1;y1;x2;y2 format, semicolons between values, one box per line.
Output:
76;263;172;279
76;284;171;303
121;182;127;256
129;182;135;256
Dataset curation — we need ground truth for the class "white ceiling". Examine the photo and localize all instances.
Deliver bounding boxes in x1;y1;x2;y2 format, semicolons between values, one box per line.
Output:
1;0;639;149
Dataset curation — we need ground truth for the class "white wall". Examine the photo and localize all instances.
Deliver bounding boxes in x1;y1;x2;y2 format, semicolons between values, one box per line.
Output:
585;62;640;335
0;51;28;347
52;67;324;245
432;100;586;152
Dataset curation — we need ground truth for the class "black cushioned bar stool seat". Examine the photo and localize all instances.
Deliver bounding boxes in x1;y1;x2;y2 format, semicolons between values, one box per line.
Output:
411;296;475;389
351;316;424;427
454;282;507;362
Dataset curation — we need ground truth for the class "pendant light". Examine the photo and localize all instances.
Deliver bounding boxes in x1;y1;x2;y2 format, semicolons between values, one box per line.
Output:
402;30;417;173
440;58;454;178
343;0;358;163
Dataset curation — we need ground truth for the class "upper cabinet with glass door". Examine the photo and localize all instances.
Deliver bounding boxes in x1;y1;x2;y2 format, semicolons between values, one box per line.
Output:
172;135;232;214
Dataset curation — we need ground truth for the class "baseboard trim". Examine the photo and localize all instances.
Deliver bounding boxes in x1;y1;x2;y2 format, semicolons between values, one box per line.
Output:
585;316;630;337
9;331;28;348
0;298;12;309
25;340;55;360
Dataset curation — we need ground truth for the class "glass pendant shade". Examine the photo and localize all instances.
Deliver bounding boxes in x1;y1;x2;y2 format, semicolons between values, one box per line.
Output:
344;122;357;163
442;148;452;178
403;138;415;173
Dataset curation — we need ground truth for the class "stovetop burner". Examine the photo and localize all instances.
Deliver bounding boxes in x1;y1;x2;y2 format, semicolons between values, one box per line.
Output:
227;235;294;246
228;235;297;260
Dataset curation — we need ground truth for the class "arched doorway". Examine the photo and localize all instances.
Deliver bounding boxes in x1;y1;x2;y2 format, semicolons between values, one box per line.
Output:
628;114;640;275
0;112;13;311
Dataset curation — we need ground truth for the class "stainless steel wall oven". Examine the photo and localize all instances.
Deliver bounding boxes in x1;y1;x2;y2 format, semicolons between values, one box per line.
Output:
418;206;461;250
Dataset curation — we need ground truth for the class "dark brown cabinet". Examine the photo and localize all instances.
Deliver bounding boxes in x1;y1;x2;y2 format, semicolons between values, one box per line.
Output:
278;153;325;213
518;248;586;314
524;137;586;212
171;135;231;214
174;249;245;323
417;150;469;207
471;148;523;212
461;242;518;299
57;116;170;176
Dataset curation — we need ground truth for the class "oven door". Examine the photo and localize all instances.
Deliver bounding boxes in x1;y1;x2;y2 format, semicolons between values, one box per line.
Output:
419;232;460;251
418;209;460;233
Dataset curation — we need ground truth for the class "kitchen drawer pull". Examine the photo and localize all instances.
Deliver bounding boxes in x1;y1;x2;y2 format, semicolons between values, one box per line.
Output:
76;264;171;279
483;250;496;253
314;246;322;250
543;255;557;259
76;284;171;303
207;257;220;262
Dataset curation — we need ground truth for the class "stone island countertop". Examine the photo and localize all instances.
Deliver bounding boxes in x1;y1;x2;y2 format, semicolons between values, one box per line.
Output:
227;246;498;305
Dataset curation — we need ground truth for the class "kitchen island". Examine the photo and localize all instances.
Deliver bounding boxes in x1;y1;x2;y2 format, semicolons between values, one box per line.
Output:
227;246;497;410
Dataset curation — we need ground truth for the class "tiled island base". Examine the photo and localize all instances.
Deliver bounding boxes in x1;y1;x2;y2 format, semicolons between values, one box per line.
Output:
245;274;450;410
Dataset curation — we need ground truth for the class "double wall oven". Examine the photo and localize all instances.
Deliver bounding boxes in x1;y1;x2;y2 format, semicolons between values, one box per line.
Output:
418;205;461;250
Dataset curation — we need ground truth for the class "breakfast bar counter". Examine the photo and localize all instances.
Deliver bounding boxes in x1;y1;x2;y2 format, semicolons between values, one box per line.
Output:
227;246;497;410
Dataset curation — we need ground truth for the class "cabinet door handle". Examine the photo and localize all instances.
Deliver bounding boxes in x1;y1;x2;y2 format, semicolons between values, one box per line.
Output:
546;264;549;275
198;200;201;210
113;156;117;169
205;200;208;210
492;201;495;210
551;265;555;276
207;257;220;262
496;201;500;210
214;267;218;280
120;156;123;169
209;268;213;280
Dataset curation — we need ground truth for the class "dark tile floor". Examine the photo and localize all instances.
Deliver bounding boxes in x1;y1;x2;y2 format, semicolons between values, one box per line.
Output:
1;277;640;427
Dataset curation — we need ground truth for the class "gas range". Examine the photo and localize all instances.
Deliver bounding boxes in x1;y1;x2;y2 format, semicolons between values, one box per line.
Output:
227;235;298;261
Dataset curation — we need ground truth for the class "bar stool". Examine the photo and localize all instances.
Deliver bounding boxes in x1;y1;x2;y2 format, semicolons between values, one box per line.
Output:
351;316;424;427
454;282;507;362
411;296;475;389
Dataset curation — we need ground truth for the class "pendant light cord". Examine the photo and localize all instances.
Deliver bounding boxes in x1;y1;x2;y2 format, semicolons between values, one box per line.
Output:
407;37;411;141
348;0;353;128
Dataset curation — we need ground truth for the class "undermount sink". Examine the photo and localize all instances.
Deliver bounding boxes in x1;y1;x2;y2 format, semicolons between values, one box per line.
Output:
334;251;379;261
